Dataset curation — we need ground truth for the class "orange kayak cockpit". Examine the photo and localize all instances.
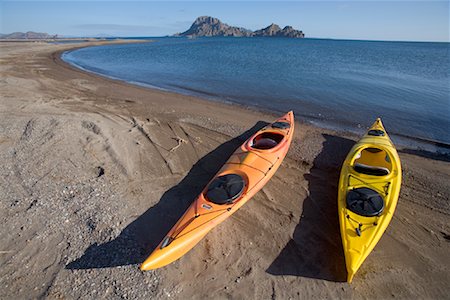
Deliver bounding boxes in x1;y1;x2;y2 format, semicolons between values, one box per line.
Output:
244;112;293;152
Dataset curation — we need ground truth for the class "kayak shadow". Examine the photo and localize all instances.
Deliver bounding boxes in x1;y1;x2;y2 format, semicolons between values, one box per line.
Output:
66;121;268;270
266;134;354;282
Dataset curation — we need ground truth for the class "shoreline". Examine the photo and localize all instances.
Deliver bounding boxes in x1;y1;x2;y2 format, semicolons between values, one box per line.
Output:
1;41;449;299
59;40;450;155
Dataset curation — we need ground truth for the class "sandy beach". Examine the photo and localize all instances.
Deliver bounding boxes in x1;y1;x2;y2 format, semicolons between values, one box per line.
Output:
0;41;449;299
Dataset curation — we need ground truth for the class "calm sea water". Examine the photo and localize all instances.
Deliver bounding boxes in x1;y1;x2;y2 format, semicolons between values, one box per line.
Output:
62;37;450;149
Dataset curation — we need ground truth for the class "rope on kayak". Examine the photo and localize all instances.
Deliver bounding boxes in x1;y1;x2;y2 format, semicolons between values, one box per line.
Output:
251;150;277;164
348;174;390;197
165;146;283;244
234;156;280;198
224;162;268;175
345;174;389;237
171;154;281;240
172;203;231;238
223;149;279;178
346;213;379;237
233;150;277;165
171;207;232;240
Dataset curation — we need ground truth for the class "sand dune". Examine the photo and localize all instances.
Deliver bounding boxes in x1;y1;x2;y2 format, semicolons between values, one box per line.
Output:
0;41;449;299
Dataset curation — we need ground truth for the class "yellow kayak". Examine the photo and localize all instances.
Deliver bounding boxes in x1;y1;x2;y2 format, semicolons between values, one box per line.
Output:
338;118;402;282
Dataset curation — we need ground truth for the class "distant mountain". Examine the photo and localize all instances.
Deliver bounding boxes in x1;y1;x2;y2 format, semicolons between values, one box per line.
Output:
175;16;253;37
175;16;304;38
253;23;282;37
0;31;57;39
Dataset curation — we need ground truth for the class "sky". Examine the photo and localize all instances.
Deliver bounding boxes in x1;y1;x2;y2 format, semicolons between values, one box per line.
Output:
1;1;449;42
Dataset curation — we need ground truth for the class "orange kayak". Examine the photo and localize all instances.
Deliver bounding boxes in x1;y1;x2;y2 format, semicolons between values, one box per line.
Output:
140;111;295;270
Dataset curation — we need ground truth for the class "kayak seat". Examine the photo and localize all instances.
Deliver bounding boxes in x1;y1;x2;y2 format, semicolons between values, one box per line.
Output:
205;174;245;205
354;163;390;176
346;187;384;217
354;147;392;176
251;132;284;150
253;138;278;149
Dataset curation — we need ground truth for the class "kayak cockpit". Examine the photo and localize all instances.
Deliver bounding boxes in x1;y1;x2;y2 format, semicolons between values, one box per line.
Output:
250;132;285;150
352;147;392;176
205;174;246;205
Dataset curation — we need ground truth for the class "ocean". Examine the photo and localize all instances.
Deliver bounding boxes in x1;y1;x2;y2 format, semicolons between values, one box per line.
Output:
62;37;450;151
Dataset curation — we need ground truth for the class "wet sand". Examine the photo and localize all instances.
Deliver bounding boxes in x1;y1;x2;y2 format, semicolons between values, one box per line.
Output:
0;41;449;299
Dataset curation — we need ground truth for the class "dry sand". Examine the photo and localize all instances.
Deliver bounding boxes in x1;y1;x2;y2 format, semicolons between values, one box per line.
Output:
0;41;449;299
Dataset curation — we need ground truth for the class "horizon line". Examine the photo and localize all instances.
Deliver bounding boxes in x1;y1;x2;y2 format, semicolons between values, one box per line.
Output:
62;35;450;43
1;31;449;44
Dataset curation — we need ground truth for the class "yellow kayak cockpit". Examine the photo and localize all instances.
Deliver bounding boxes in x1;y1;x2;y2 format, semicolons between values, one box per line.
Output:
345;145;397;234
353;147;392;176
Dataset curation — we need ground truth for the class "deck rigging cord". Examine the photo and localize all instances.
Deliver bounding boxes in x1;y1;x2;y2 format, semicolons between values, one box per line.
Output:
167;150;280;242
345;174;391;236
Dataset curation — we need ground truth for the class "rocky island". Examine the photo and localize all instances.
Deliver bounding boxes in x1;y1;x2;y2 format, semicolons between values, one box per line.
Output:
175;16;305;38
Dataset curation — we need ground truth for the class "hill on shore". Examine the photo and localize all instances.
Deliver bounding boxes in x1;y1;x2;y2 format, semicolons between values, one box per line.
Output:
0;31;57;39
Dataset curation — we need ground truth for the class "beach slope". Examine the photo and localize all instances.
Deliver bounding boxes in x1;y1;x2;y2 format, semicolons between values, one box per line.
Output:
0;41;449;299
